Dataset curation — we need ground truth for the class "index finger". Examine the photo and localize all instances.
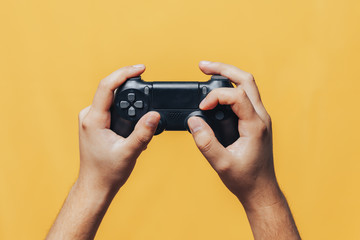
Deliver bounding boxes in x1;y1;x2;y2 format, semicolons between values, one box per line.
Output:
200;87;258;121
199;61;270;125
91;64;146;114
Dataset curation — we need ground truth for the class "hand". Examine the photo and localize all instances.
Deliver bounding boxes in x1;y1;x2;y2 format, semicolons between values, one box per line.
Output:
188;61;300;239
47;65;161;240
77;64;160;194
188;61;278;209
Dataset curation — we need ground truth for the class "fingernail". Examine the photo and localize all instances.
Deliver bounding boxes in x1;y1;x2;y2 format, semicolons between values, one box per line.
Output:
132;64;145;68
199;98;207;109
188;117;203;133
145;113;159;128
200;60;212;65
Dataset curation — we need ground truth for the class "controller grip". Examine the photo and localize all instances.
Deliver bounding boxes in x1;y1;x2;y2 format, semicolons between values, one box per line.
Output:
110;106;136;138
204;107;239;147
213;116;239;147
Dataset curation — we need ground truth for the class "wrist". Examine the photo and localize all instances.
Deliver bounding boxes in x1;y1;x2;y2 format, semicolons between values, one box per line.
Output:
74;175;119;208
237;179;301;240
236;177;284;212
45;177;117;239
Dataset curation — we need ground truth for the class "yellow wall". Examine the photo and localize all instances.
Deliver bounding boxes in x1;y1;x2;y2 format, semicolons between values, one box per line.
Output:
1;0;360;239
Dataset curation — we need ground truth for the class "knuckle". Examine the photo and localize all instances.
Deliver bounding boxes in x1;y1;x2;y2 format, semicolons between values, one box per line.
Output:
265;114;272;127
98;79;111;91
196;134;213;154
207;89;218;99
217;89;228;99
221;66;235;78
78;106;90;121
245;72;254;82
81;117;92;130
216;159;232;174
78;106;92;127
78;110;84;122
114;68;128;79
135;134;150;146
217;88;235;103
113;67;131;80
254;119;268;138
237;87;247;98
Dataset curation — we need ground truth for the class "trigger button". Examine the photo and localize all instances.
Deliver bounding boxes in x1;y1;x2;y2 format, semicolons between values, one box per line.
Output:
211;75;228;80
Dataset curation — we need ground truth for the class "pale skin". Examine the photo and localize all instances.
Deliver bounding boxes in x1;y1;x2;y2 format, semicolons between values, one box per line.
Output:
46;61;301;240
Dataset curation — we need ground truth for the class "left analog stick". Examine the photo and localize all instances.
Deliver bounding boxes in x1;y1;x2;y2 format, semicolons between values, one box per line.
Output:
155;116;166;135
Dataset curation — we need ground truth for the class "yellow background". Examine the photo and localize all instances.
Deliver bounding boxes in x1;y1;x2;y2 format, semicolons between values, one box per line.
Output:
1;0;359;239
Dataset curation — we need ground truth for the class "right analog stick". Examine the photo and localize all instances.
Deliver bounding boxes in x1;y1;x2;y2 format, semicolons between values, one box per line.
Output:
185;111;207;133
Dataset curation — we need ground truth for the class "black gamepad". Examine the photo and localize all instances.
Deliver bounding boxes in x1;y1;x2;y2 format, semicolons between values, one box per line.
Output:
110;75;239;147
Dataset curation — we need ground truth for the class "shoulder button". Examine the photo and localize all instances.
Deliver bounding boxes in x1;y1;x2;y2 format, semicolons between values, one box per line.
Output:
211;75;228;80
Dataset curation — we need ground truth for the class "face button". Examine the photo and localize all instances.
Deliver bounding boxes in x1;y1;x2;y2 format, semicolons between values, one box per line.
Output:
127;93;135;102
134;100;143;109
144;86;149;95
215;111;225;120
128;106;136;117
120;101;130;109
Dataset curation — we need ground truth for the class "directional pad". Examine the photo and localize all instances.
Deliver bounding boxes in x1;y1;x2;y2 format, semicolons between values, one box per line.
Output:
127;93;135;102
120;101;130;109
128;106;136;117
118;91;146;118
134;101;143;109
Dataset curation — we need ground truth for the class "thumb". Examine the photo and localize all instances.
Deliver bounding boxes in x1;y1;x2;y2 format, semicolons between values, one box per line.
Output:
125;111;160;153
188;117;229;169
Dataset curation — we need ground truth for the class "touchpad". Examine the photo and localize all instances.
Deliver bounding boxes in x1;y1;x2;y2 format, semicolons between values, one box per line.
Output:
152;82;199;109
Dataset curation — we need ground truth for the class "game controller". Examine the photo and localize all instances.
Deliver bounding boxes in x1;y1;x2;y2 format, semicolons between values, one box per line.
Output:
110;75;239;147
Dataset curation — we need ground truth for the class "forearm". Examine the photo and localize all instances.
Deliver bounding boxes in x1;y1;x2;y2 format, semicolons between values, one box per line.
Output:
240;183;301;240
46;179;116;240
46;65;158;240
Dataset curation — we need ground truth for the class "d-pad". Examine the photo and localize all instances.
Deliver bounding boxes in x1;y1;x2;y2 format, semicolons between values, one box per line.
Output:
119;92;144;117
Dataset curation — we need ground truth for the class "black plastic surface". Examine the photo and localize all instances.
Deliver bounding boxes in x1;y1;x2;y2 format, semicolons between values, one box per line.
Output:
110;75;239;147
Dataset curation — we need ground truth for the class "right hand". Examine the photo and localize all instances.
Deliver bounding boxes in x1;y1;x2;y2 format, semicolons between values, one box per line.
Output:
188;61;280;209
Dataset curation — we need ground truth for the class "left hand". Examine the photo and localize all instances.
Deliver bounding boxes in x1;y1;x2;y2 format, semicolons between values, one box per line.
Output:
77;64;160;194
